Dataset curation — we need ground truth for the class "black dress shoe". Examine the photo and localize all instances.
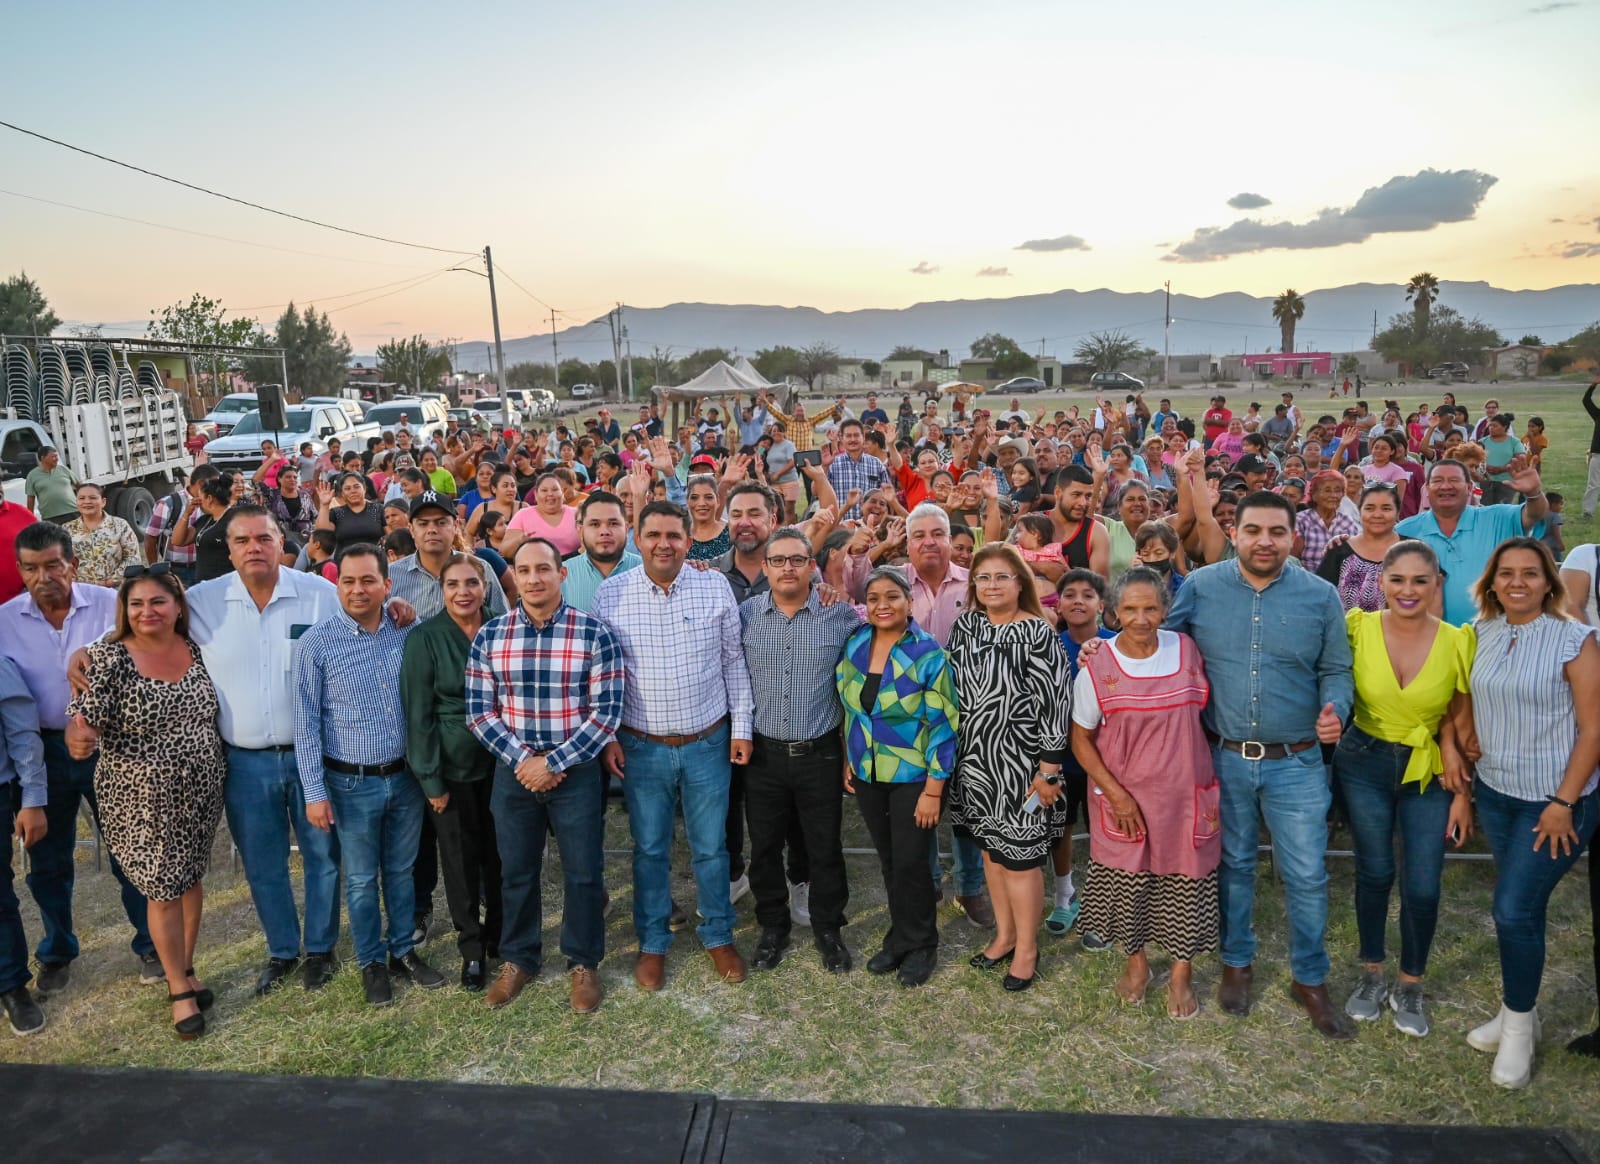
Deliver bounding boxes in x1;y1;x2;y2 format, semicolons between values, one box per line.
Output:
461;960;486;991
34;961;71;998
815;930;852;974
389;952;446;989
969;948;1015;970
411;911;432;948
867;948;904;975
303;952;338;992
185;968;215;1011
2;986;45;1036
1003;972;1037;992
897;948;936;988
750;928;790;971
362;963;393;1007
255;956;300;996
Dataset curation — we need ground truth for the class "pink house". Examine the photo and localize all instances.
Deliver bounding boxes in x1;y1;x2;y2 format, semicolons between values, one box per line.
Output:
1241;351;1334;377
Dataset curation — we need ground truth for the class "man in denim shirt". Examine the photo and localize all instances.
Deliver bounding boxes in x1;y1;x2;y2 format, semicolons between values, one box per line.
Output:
1165;491;1354;1038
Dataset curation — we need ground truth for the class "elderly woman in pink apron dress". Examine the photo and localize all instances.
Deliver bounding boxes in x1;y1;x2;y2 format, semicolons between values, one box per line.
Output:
1070;566;1221;1019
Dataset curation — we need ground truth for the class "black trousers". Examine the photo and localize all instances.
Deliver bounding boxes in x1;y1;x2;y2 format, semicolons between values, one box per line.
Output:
431;776;502;962
413;810;439;912
728;763;810;884
745;734;847;935
1590;840;1600;1006
853;781;938;956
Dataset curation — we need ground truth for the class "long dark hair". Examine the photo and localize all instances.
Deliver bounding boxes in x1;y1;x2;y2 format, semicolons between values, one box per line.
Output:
111;569;190;643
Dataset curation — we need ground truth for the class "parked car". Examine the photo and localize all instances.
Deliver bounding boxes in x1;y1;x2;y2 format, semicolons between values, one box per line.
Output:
1088;371;1146;392
997;376;1046;394
447;407;489;434
527;389;557;416
201;392;259;437
1426;362;1472;380
302;396;368;426
365;397;449;443
569;383;595;400
473;398;521;430
203;405;382;476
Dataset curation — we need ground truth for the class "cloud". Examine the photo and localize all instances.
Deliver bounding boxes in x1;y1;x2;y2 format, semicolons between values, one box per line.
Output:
1014;234;1090;253
1560;242;1600;258
1527;2;1577;13
1163;168;1498;262
1227;192;1272;210
976;266;1011;277
909;261;939;275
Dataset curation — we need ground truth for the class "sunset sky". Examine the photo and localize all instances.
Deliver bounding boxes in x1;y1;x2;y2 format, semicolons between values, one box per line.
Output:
3;0;1597;350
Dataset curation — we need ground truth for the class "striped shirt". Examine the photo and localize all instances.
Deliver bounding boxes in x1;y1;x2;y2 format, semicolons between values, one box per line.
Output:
593;562;755;739
464;601;624;774
740;589;864;741
145;492;196;566
293;609;414;804
1470;615;1599;801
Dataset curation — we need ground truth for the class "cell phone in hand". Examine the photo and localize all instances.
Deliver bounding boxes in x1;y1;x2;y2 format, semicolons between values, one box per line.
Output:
794;450;822;469
1023;790;1043;814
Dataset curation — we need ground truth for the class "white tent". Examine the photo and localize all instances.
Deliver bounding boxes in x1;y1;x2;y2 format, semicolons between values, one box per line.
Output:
652;360;760;401
731;356;776;391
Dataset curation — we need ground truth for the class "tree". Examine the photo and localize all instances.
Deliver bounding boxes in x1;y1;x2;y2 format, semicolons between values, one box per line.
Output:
677;348;731;381
147;293;263;398
0;273;60;337
1373;305;1500;372
1542;349;1574;375
375;335;451;393
969;332;1022;359
887;346;936;363
505;361;556;390
266;303;351;396
1404;272;1440;329
1337;354;1360;377
1073;330;1144;374
1565;321;1600;365
795;342;841;390
860;360;882;379
1519;334;1544;347
754;345;801;383
1271;288;1305;354
558;358;596;390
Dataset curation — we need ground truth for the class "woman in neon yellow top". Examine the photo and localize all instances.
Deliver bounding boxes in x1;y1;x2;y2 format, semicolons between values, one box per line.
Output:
1333;539;1475;1039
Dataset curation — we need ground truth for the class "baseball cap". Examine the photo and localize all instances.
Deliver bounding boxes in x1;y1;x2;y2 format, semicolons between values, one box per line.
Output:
689;454;717;470
409;490;455;520
1236;454;1270;474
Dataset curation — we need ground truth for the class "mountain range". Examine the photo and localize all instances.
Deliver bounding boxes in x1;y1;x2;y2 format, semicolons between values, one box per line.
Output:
439;281;1600;375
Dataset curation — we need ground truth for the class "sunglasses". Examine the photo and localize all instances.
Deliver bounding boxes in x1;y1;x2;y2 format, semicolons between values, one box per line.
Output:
123;562;174;580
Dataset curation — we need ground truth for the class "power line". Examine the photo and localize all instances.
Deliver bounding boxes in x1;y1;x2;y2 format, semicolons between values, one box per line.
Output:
0;118;478;257
235;263;474;313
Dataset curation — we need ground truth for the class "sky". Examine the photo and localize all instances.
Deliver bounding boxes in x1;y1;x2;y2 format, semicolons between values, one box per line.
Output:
2;0;1598;351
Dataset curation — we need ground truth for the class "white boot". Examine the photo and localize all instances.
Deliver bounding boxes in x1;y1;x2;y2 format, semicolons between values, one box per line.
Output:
1466;1004;1543;1052
1490;1007;1538;1089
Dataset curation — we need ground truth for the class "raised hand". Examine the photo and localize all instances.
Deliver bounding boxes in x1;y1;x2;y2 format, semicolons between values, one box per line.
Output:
1506;454;1542;496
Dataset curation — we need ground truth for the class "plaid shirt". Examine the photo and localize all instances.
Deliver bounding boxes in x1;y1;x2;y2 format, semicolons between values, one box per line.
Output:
826;451;890;520
1295;507;1360;574
144;492;196;565
783;402;839;453
464;602;624;774
740;589;864;741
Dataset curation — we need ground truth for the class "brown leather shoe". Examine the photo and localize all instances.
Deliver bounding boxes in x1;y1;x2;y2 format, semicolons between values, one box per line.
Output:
1218;964;1253;1017
955;893;996;930
635;952;666;992
484;962;532;1009
707;943;747;983
1292;981;1355;1040
570;966;602;1014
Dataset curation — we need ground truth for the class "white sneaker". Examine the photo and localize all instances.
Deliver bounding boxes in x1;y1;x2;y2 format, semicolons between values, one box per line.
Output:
1467;1004;1543;1053
789;881;811;926
1491;1007;1538;1089
729;873;751;906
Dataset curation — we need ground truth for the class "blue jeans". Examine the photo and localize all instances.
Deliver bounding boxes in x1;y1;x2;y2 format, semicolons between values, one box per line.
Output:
28;731;152;963
225;745;342;960
1334;727;1452;977
1214;745;1332;986
1;783;30;993
491;761;605;972
620;722;734;954
1476;779;1599;1012
930;825;985;898
324;768;426;968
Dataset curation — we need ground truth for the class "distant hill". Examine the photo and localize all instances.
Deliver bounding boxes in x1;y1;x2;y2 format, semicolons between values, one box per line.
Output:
448;281;1600;374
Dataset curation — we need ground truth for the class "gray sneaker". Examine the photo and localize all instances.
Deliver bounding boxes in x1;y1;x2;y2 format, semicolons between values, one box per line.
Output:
1344;969;1388;1021
1390;982;1429;1037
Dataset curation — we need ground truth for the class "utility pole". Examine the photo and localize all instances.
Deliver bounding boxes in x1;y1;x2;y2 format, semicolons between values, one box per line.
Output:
607;307;622;400
1163;280;1172;386
1372;310;1378;347
482;246;508;394
549;309;560;391
618;303;634;402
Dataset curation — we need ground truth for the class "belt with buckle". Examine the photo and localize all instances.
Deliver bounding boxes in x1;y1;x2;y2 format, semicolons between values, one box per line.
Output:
1205;732;1317;761
323;755;406;777
620;716;729;748
755;731;838;758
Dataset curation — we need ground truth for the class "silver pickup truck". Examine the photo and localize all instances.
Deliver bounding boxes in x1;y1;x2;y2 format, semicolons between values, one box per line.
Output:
202;404;381;476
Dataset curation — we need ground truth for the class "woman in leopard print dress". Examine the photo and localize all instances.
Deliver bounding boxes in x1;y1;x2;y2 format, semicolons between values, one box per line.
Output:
67;566;225;1037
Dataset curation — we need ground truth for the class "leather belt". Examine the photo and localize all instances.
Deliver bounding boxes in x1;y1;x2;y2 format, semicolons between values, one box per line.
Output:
1205;732;1317;761
620;716;729;748
755;731;837;758
324;755;406;777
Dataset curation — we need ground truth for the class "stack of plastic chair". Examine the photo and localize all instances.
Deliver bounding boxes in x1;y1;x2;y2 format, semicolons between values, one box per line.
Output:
136;360;164;398
89;344;115;404
115;353;138;401
37;344;69;418
4;344;36;419
65;346;93;405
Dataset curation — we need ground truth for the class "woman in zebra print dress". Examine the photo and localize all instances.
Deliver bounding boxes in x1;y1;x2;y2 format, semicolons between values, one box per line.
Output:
946;544;1070;993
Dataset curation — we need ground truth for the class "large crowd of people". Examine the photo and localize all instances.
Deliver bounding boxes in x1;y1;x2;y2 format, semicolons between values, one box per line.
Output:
0;375;1598;1094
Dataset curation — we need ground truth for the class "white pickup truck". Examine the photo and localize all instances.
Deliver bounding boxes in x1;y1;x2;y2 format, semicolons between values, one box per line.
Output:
0;393;193;529
202;403;382;477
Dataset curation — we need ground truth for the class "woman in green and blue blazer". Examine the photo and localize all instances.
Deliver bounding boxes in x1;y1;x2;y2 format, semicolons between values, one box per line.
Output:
836;566;959;988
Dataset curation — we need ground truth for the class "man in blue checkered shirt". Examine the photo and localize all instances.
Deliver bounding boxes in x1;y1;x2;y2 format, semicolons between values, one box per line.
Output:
825;419;890;521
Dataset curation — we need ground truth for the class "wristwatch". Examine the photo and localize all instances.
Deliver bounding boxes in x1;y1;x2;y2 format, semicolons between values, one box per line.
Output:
1040;771;1062;786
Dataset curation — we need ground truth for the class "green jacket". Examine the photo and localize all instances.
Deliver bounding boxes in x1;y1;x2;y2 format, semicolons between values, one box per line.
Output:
400;609;494;798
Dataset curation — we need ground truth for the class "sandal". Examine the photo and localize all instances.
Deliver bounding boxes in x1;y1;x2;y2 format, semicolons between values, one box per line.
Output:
169;990;206;1040
186;968;214;1012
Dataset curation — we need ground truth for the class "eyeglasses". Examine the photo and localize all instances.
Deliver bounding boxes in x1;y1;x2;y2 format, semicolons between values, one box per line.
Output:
764;555;813;569
123;562;174;580
972;572;1019;584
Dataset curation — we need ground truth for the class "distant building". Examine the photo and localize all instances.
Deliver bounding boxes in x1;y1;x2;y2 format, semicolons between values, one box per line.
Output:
1225;351;1335;380
956;355;1064;387
881;358;926;386
1484;344;1545;379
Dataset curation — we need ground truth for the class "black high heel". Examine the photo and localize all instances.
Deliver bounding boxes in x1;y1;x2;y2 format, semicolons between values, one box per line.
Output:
969;948;1015;970
186;968;214;1011
170;990;206;1040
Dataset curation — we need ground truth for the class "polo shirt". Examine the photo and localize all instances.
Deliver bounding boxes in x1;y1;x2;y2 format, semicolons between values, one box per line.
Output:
561;549;642;614
1395;503;1543;625
25;464;79;521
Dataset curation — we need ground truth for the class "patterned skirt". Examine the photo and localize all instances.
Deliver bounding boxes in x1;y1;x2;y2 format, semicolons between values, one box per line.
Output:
1076;862;1219;961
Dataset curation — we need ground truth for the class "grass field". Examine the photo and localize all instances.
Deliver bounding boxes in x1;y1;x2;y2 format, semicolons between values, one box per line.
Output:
5;375;1600;1151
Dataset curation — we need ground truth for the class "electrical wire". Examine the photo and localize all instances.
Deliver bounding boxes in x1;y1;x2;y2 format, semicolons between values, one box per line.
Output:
0;118;478;257
234;263;476;312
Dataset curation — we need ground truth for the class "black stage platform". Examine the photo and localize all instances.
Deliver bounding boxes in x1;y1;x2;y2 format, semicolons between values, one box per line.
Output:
3;1064;1589;1163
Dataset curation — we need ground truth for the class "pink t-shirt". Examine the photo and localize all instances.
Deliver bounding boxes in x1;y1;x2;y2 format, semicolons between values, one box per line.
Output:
507;504;580;555
1360;461;1409;487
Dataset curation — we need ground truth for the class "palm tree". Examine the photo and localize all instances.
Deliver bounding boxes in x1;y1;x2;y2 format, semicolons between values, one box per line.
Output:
1405;273;1440;329
1271;289;1305;354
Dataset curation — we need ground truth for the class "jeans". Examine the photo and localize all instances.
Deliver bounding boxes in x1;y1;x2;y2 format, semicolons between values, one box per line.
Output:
28;732;152;963
224;745;341;961
745;734;848;934
433;775;502;962
1334;727;1452;977
856;781;938;956
620;722;734;954
1476;779;1599;1012
324;768;426;968
491;761;605;972
1;783;29;993
929;826;985;897
1214;744;1332;986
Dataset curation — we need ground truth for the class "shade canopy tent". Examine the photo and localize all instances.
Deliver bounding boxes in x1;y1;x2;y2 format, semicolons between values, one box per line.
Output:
651;360;780;435
731;356;778;391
